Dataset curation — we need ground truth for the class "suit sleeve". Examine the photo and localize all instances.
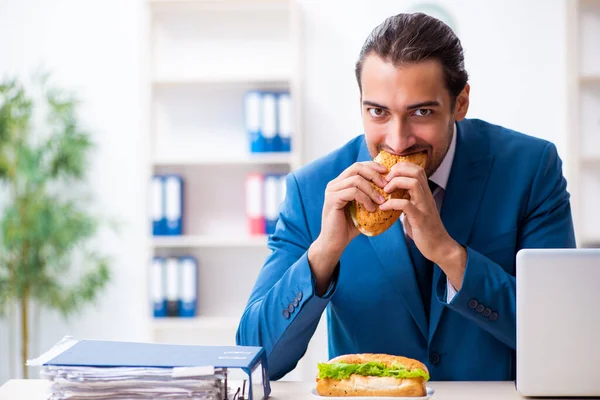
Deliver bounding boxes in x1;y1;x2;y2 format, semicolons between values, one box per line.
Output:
236;172;339;380
435;142;576;349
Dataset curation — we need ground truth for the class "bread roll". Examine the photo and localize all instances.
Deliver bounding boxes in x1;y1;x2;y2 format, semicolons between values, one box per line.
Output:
349;150;428;236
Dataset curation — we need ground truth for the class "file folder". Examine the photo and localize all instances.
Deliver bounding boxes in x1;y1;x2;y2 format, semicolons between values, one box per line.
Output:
264;174;280;235
244;90;264;153
165;257;180;317
41;339;272;400
179;256;198;318
164;175;183;236
246;173;265;235
151;175;165;235
261;92;277;153
151;257;167;318
277;92;292;152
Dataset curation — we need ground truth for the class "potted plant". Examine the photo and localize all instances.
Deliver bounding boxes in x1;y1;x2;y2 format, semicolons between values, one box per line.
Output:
0;74;113;378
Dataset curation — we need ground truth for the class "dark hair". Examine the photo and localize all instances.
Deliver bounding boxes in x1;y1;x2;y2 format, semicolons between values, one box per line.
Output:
355;13;468;105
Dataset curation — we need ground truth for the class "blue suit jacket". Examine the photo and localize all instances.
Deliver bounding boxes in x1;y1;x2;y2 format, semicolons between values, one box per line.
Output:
236;118;576;381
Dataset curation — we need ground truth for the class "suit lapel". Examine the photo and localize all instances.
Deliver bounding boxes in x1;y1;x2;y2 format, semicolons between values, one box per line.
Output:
428;120;495;344
356;138;429;340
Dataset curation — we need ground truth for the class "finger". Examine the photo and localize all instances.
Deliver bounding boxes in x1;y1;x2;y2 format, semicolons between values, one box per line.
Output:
383;176;425;204
330;162;388;187
379;198;419;217
329;175;386;205
334;187;377;212
385;162;429;193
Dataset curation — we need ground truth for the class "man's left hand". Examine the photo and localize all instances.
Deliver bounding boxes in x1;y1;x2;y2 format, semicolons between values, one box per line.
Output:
379;161;467;290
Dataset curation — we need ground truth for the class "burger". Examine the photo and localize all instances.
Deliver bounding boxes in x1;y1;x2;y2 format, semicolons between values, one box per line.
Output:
349;150;428;236
316;353;430;397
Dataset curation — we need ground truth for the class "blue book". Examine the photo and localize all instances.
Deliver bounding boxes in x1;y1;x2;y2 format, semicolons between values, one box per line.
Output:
151;175;165;235
178;256;197;318
276;92;292;152
244;90;264;153
163;175;183;236
151;257;167;318
264;174;280;235
43;340;271;400
261;92;278;153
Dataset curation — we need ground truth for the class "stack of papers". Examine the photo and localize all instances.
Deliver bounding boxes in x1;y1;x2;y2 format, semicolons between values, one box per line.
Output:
28;336;271;400
40;365;225;399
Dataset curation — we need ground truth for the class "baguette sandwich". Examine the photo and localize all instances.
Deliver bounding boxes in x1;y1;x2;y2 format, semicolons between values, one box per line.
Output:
316;353;430;397
349;150;428;236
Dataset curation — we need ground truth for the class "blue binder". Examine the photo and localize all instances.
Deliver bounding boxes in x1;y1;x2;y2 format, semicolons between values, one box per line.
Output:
178;256;197;318
165;257;180;317
261;92;277;153
264;174;280;235
151;175;165;235
276;92;292;152
43;340;272;400
244;90;264;153
151;257;167;318
163;175;183;236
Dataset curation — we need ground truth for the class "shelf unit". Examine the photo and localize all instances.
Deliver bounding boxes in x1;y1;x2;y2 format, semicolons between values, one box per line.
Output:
145;0;304;358
568;0;600;248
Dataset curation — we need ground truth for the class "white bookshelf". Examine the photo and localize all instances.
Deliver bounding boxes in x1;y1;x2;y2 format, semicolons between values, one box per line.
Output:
152;235;268;248
145;0;304;353
568;0;600;248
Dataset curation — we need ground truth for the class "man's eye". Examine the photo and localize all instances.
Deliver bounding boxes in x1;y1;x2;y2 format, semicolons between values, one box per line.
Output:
368;108;385;117
414;109;432;117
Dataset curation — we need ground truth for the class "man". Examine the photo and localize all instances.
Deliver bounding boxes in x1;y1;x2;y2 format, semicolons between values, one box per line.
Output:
236;13;576;381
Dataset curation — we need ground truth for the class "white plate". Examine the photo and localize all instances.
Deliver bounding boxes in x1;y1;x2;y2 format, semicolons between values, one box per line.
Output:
310;387;434;399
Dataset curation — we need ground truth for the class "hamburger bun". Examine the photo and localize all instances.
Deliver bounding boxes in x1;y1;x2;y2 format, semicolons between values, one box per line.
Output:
316;353;429;397
349;150;428;236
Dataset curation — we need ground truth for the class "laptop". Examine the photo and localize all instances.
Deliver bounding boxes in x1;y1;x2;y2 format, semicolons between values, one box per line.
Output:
516;248;600;397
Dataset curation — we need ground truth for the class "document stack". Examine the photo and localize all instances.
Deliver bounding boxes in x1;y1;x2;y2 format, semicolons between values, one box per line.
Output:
29;337;271;400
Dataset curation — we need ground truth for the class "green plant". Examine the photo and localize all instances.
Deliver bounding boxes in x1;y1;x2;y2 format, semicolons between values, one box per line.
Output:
0;74;112;378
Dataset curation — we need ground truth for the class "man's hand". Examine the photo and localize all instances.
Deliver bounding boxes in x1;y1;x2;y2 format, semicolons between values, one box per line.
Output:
379;161;467;290
308;161;388;295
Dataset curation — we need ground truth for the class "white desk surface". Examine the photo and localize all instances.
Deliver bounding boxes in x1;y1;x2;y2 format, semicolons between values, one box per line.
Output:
0;379;588;399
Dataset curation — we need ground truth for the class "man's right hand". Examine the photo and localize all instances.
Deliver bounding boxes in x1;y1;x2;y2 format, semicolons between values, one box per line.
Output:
308;161;388;296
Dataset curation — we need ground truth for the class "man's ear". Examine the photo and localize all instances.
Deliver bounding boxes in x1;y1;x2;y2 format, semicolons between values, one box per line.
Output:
454;84;470;121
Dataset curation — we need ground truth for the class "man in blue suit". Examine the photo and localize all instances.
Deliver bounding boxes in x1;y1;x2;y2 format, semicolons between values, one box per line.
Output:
236;13;576;381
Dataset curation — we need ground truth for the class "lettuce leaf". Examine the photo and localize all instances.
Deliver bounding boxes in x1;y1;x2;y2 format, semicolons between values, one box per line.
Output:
317;361;430;381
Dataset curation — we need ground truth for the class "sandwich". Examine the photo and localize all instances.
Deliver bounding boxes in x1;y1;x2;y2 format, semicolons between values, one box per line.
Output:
349;150;427;236
316;353;430;397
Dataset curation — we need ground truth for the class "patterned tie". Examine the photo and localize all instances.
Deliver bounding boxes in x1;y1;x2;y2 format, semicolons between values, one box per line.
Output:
407;180;438;319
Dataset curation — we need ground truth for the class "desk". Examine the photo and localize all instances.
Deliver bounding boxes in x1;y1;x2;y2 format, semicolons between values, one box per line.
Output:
0;379;560;399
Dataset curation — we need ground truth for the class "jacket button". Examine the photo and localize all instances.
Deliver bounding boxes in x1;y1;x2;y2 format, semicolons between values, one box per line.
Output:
282;309;290;319
483;308;492;317
296;291;303;301
476;304;485;313
293;298;299;308
468;299;478;309
489;311;498;321
287;303;295;313
429;352;441;365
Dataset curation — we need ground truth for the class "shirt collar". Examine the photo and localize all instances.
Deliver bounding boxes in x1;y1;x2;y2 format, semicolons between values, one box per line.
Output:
429;123;457;191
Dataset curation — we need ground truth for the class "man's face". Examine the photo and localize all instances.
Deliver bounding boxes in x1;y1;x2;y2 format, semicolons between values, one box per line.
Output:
360;54;469;177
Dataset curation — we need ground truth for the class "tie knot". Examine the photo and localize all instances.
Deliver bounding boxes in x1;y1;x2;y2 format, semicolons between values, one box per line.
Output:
428;179;438;193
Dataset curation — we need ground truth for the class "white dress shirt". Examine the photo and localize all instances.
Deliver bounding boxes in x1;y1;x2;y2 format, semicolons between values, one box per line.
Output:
399;123;458;303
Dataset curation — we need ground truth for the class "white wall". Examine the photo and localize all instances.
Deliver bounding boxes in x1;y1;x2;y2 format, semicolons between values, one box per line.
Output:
0;0;570;384
299;0;569;165
0;0;150;383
